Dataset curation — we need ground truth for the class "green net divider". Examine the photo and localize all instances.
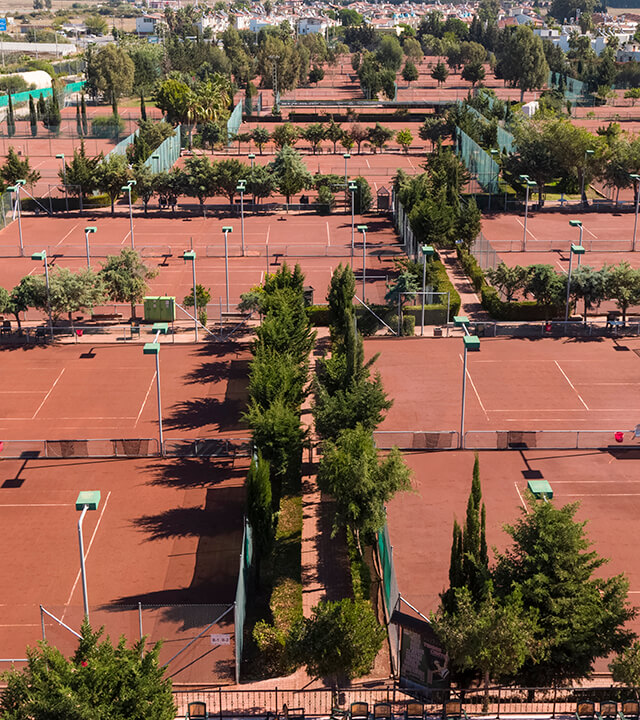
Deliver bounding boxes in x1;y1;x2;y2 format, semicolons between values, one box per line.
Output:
234;517;253;683
0;81;85;108
456;126;500;193
377;520;400;675
104;127;139;161
464;105;515;154
0;190;13;228
226;101;243;146
144;124;181;173
548;72;594;106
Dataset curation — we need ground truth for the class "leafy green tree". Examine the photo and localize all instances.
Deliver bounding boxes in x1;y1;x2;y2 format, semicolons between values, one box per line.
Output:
127;43;163;95
485;263;528;302
251;126;271;155
91;44;134;114
396;128;414;154
199;122;225;154
367;123;393;153
296;598;385;683
6;92;15;138
0;620;175;720
183;283;211;327
100;249;158;318
351;175;373;213
523;265;565;318
308;65;325;86
246;451;273;588
348;124;369;154
61;140;101;201
610;641;640;693
213;158;249;204
183;154;216;214
495;26;549;101
42;87;61;133
549;0;596;22
606;262;640;324
325;119;344;154
433;585;541;704
132;163;155;216
85;14;108;35
402;59;419;85
7;276;46;330
47;267;105;325
269;146;313;204
153;78;192;125
403;36;423;62
457;197;482;249
432;61;450;87
0;148;40;190
96;154;132;215
81;94;88;135
462;61;486;87
246;164;276;204
625;88;640;106
569;265;609;323
271;122;299;150
419;115;449;149
318;424;412;543
301;123;326;155
494;495;636;685
376;35;404;72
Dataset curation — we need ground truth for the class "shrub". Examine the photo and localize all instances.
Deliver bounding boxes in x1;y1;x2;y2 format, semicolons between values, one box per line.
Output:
402;314;415;336
91;114;125;138
316;185;335;213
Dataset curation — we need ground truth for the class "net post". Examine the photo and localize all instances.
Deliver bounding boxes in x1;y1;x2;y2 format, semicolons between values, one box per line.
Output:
138;601;143;640
40;604;46;641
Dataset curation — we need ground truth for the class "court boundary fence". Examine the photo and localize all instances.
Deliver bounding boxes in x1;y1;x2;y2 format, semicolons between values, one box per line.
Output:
0;437;252;459
376;521;400;676
234;517;253;683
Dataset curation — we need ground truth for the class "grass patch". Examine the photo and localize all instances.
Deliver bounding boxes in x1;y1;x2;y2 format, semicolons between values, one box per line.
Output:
346;528;371;602
270;492;303;632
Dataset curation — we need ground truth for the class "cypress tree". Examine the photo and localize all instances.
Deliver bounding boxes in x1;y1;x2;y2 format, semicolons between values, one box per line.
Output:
37;94;46;121
81;94;88;135
140;92;147;121
76;103;82;136
7;93;15;137
29;96;37;137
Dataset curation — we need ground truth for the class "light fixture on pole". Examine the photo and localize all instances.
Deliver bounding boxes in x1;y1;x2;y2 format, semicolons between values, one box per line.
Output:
31;250;53;339
564;243;585;323
84;226;96;268
7;179;25;256
631;174;640;252
569;220;583;264
248;153;255;170
343;152;350;186
357;224;368;303
519;174;536;252
421;245;435;336
121;180;136;249
55;153;69;212
348;181;357;264
222;226;233;312
489;149;498;213
143;321;170;455
581;149;594;208
454;315;480;449
75;491;101;621
151;154;159;173
183;250;198;342
236;180;246;256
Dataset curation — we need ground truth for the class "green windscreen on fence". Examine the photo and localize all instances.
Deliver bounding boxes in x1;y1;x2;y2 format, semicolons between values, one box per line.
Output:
0;190;13;229
464;105;515;154
226;101;243;145
456;126;500;193
104;128;138;160
144;125;181;173
234;518;253;683
377;521;401;677
0;81;86;108
548;71;594;106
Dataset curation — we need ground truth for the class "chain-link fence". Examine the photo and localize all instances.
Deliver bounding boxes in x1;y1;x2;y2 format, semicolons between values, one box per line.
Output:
226;101;243;146
377;521;400;676
456;126;500;194
470;230;499;270
234;518;253;683
144;124;181;173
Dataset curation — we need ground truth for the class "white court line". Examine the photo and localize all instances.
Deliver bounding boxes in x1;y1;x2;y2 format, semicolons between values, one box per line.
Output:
553;480;640;484
408;158;415;169
31;368;65;419
556;260;566;273
554;361;589;410
459;353;489;421
326;221;330;246
266;224;270;245
0;503;73;507
63;491;111;614
491;407;640;412
259;271;264;284
514;481;528;512
0;390;47;393
515;217;539;242
54;223;79;248
365;158;371;168
561;493;640;497
584;225;598;238
134;371;157;427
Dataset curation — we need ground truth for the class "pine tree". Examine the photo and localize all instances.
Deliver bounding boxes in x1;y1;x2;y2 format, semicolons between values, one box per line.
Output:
29;96;37;138
81;94;88;135
7;93;15;138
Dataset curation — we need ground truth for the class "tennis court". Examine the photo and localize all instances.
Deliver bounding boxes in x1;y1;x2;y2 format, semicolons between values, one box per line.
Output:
387;448;640;655
0;454;247;683
367;336;640;437
0;342;250;443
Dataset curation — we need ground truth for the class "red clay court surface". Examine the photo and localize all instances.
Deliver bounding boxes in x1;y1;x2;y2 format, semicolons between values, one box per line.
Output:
482;210;640;271
367;336;640;435
0;454;247;683
0;342;250;442
0;211;402;309
387;448;640;648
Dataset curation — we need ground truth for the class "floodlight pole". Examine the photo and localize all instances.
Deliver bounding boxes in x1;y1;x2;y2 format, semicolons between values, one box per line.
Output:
631;174;640;252
222;226;233;312
349;182;356;265
9;183;24;256
32;250;53;339
358;225;367;303
154;350;163;449
122;181;136;249
520;175;533;252
455;319;480;449
84;226;96;269
343;152;350;186
421;245;434;336
237;183;246;256
460;343;469;444
183;250;198;342
248;153;255;170
56;153;68;212
581;149;594;208
77;504;90;620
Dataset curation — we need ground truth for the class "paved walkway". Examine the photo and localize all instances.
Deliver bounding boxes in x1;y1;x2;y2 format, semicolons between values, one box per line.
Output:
438;249;491;321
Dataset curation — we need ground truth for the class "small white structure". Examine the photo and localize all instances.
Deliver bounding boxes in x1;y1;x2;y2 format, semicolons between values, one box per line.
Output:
11;70;52;91
522;100;539;117
136;14;162;33
298;17;326;35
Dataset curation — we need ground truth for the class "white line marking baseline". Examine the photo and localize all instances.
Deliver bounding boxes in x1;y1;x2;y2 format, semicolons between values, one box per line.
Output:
54;224;79;248
459;353;489;421
515;217;538;242
514;481;528;512
135;372;157;427
31;368;65;419
554;361;589;410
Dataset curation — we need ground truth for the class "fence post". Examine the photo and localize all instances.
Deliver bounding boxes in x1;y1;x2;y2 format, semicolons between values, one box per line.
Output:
496;686;501;719
552;685;557;719
219;685;223;720
40;605;46;641
138;601;143;640
275;687;278;715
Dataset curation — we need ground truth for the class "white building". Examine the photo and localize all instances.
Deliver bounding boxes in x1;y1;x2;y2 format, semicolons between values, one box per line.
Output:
136;14;162;33
297;17;327;35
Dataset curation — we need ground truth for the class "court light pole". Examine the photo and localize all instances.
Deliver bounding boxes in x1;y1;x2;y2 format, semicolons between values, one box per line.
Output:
348;181;357;264
248;153;255;170
519;174;536;252
121;180;136;249
75;491;101;622
631;173;640;252
581;149;594;207
357;224;367;303
31;250;53;339
151;154;159;173
488;149;498;213
454;315;480;449
236;180;246;256
343;152;350;186
569;220;583;264
421;245;435;336
84;226;96;268
55;153;68;212
143;322;169;455
222;226;233;312
7;180;25;256
564;243;585;323
183;250;198;342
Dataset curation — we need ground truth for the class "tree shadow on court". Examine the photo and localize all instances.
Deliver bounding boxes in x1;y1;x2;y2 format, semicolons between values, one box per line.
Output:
184;358;250;385
165;397;249;432
134;506;219;540
144;458;246;490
